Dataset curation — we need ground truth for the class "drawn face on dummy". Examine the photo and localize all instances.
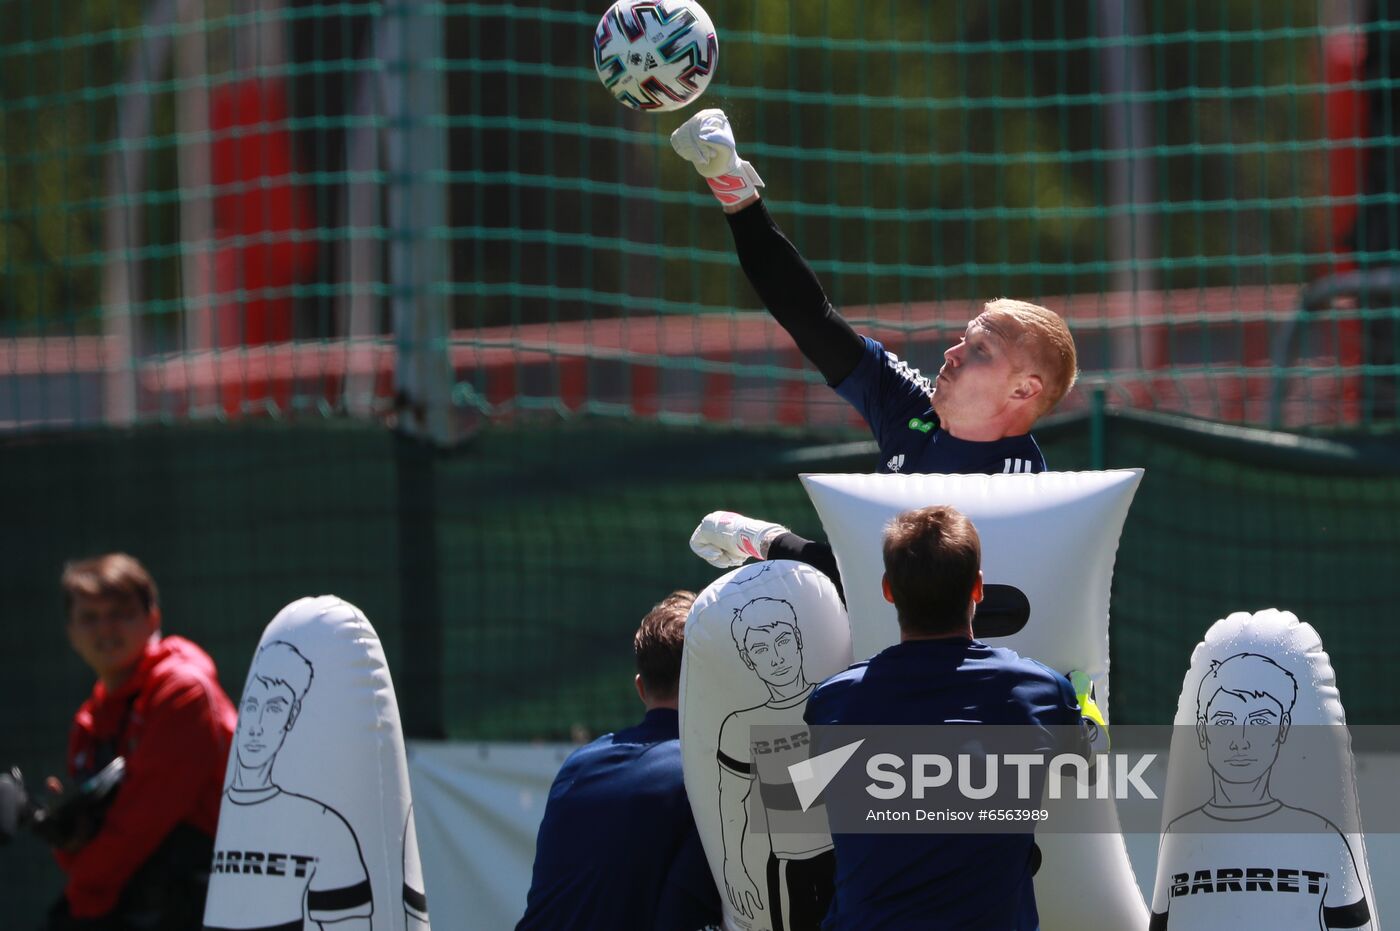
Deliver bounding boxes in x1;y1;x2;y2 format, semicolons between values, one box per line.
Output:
237;676;299;771
736;599;806;689
1195;654;1297;788
1199;690;1288;784
744;624;803;687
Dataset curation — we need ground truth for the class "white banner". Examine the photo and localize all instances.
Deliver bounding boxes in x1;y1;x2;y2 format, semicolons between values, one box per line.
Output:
407;741;572;931
406;742;1400;931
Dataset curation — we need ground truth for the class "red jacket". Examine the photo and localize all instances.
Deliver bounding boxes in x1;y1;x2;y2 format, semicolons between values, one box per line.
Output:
57;635;237;917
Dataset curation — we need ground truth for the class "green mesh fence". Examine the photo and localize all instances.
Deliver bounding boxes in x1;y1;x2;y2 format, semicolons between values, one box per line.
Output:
2;415;1397;738
2;417;1400;922
5;1;1400;431
6;3;1400;923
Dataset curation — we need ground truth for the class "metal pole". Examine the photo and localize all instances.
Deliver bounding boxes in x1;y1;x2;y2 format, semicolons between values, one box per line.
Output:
101;0;180;425
384;0;454;444
176;0;214;414
1097;0;1158;376
383;2;450;737
339;32;386;418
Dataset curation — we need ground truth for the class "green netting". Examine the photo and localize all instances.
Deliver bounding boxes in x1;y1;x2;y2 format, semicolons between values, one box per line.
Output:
6;3;1400;923
2;415;1399;922
4;1;1400;431
2;415;1397;742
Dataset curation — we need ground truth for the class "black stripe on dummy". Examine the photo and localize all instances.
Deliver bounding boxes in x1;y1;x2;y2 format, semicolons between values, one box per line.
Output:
973;585;1031;638
717;750;752;776
403;884;428;913
1324;898;1371;928
307;879;373;912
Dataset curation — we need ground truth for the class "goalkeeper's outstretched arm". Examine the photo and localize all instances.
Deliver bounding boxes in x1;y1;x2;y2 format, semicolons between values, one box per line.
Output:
688;511;846;602
673;110;864;386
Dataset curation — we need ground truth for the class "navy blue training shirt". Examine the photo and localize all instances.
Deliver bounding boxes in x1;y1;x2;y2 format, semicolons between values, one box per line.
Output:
835;336;1046;476
803;639;1081;931
518;708;721;931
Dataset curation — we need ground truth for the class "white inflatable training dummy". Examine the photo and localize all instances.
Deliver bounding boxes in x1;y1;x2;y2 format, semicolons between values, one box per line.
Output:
1150;609;1376;930
800;470;1147;931
680;560;852;931
204;595;430;931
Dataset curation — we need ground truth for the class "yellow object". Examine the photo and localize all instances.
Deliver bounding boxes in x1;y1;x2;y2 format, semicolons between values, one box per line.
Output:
1069;670;1110;751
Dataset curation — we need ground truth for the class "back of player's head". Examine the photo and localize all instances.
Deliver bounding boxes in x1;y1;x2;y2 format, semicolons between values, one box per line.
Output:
729;597;800;654
883;505;981;636
252;640;315;704
982;298;1078;416
1196;652;1299;719
61;553;159;618
634;590;695;701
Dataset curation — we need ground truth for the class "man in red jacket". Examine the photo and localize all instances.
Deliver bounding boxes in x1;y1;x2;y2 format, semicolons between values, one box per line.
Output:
47;554;237;930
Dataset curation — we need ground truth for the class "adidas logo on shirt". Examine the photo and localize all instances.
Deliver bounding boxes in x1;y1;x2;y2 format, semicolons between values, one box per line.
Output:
887;454;905;472
1002;459;1034;474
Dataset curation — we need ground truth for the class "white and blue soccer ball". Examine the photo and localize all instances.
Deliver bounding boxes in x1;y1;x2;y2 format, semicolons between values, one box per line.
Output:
593;0;718;112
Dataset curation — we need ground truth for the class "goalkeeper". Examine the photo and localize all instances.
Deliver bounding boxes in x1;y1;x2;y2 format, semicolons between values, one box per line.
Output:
673;109;1078;580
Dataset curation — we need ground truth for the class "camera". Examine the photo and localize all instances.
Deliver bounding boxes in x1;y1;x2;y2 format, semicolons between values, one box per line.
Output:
0;758;125;848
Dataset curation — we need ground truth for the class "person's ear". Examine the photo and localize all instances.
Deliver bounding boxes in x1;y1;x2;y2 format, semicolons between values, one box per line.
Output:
881;574;895;604
145;606;163;636
634;674;646;705
1196;720;1208;750
1012;373;1044;402
286;700;301;731
1278;712;1291;745
971;572;984;604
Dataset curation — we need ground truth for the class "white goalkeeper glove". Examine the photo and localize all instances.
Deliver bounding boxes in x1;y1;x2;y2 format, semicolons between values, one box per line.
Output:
689;511;790;568
670;108;765;207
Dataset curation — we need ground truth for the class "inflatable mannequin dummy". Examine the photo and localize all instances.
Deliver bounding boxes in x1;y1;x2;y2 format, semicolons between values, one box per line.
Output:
203;596;429;931
1150;609;1375;930
680;561;852;931
800;470;1147;930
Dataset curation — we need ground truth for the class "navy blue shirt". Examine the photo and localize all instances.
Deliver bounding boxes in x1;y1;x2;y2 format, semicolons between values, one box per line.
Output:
518;708;721;931
803;639;1081;931
835;336;1046;476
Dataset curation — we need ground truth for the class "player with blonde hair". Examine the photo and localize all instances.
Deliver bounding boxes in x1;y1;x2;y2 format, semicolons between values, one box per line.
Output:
674;109;1079;573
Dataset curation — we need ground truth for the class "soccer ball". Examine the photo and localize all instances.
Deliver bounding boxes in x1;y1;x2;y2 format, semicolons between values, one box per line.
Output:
593;1;718;112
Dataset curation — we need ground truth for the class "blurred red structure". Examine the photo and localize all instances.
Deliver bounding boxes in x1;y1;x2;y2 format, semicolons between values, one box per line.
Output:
6;287;1362;432
1319;30;1369;423
209;78;318;415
